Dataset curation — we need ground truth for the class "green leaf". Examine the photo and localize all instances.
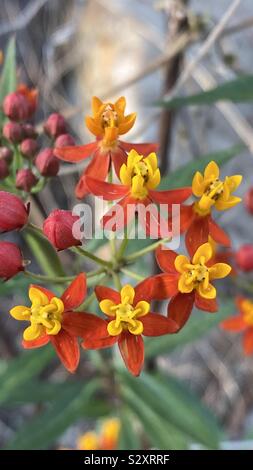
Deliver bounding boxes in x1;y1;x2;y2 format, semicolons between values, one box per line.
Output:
156;75;253;109
0;37;17;125
5;380;110;417
119;408;141;450
0;347;54;406
159;144;245;190
24;226;65;277
6;379;100;450
121;371;221;449
145;300;234;358
120;383;188;450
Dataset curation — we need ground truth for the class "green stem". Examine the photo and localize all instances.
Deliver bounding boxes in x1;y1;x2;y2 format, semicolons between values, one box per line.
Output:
24;268;105;284
112;272;122;291
73;246;112;269
125;237;171;262
117;227;129;261
120;268;145;282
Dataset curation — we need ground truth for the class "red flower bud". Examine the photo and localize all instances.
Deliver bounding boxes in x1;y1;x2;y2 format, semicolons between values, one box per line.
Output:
0;146;13;164
0;160;9;179
22;124;38;139
17;84;38;118
235;244;253;272
35;148;60;176
0;191;29;233
244;188;253;215
43;209;81;251
0;242;24;280
54;133;75;148
44;113;66;138
3;122;23;143
20;138;38;159
3;92;29;121
16;169;38;193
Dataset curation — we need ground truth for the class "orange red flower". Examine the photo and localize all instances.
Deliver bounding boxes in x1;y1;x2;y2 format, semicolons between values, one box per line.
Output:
54;97;158;199
81;281;178;376
85;149;191;235
154;242;231;330
179;161;242;257
9;273;90;372
221;297;253;356
77;418;120;451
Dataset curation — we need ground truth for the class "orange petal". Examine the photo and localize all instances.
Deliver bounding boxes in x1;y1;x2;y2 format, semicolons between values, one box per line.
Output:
22;335;50;349
167;292;195;331
221;314;246;332
243;329;253;355
149;187;192;204
118;331;144;377
50;329;80;373
155;246;177;274
195;292;218;312
95;286;121;304
180;204;195;233
102;195;136;232
119;141;159;155
82;336;118;350
75;150;110;199
54;142;98;162
142;313;178;336
185;215;210;259
62;312;108;339
85;176;129;200
61;273;86;311
208;217;231;247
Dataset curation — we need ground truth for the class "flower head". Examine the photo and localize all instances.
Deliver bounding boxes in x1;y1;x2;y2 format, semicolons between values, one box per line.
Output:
16;168;38;193
78;418;120;451
0;191;29;233
9;274;88;372
0;242;24;280
81;280;177;376
35;148;60;177
43;209;81;251
221;297;253;356
120;150;160;200
175;242;231;300
192;161;242;216
86;96;136;147
154;242;231;330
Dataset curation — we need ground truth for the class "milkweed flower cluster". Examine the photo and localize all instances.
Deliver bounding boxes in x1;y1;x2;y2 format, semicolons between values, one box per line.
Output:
2;94;245;375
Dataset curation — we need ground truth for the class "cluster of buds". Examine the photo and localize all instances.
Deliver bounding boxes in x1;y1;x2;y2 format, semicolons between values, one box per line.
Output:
1;85;75;193
0;191;29;280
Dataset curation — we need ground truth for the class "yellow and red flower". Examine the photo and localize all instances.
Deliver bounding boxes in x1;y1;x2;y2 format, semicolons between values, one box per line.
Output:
179;161;242;257
54;96;158;199
9;273;90;372
221;297;253;356
154;242;231;330
85;150;191;235
81;281;178;376
77;418;120;451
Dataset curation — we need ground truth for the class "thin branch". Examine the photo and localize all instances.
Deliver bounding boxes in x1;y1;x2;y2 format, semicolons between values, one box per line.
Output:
164;0;242;101
0;0;49;36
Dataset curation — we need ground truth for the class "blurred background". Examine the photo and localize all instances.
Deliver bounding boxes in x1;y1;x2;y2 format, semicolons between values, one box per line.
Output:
1;0;253;450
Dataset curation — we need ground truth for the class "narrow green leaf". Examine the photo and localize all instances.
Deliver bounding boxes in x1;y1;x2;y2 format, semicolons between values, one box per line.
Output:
24;226;65;277
159;144;245;190
119;408;141;450
121;371;221;449
156;75;253;109
121;384;188;450
6;379;100;450
145;300;234;358
0;37;17;125
0;347;54;405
